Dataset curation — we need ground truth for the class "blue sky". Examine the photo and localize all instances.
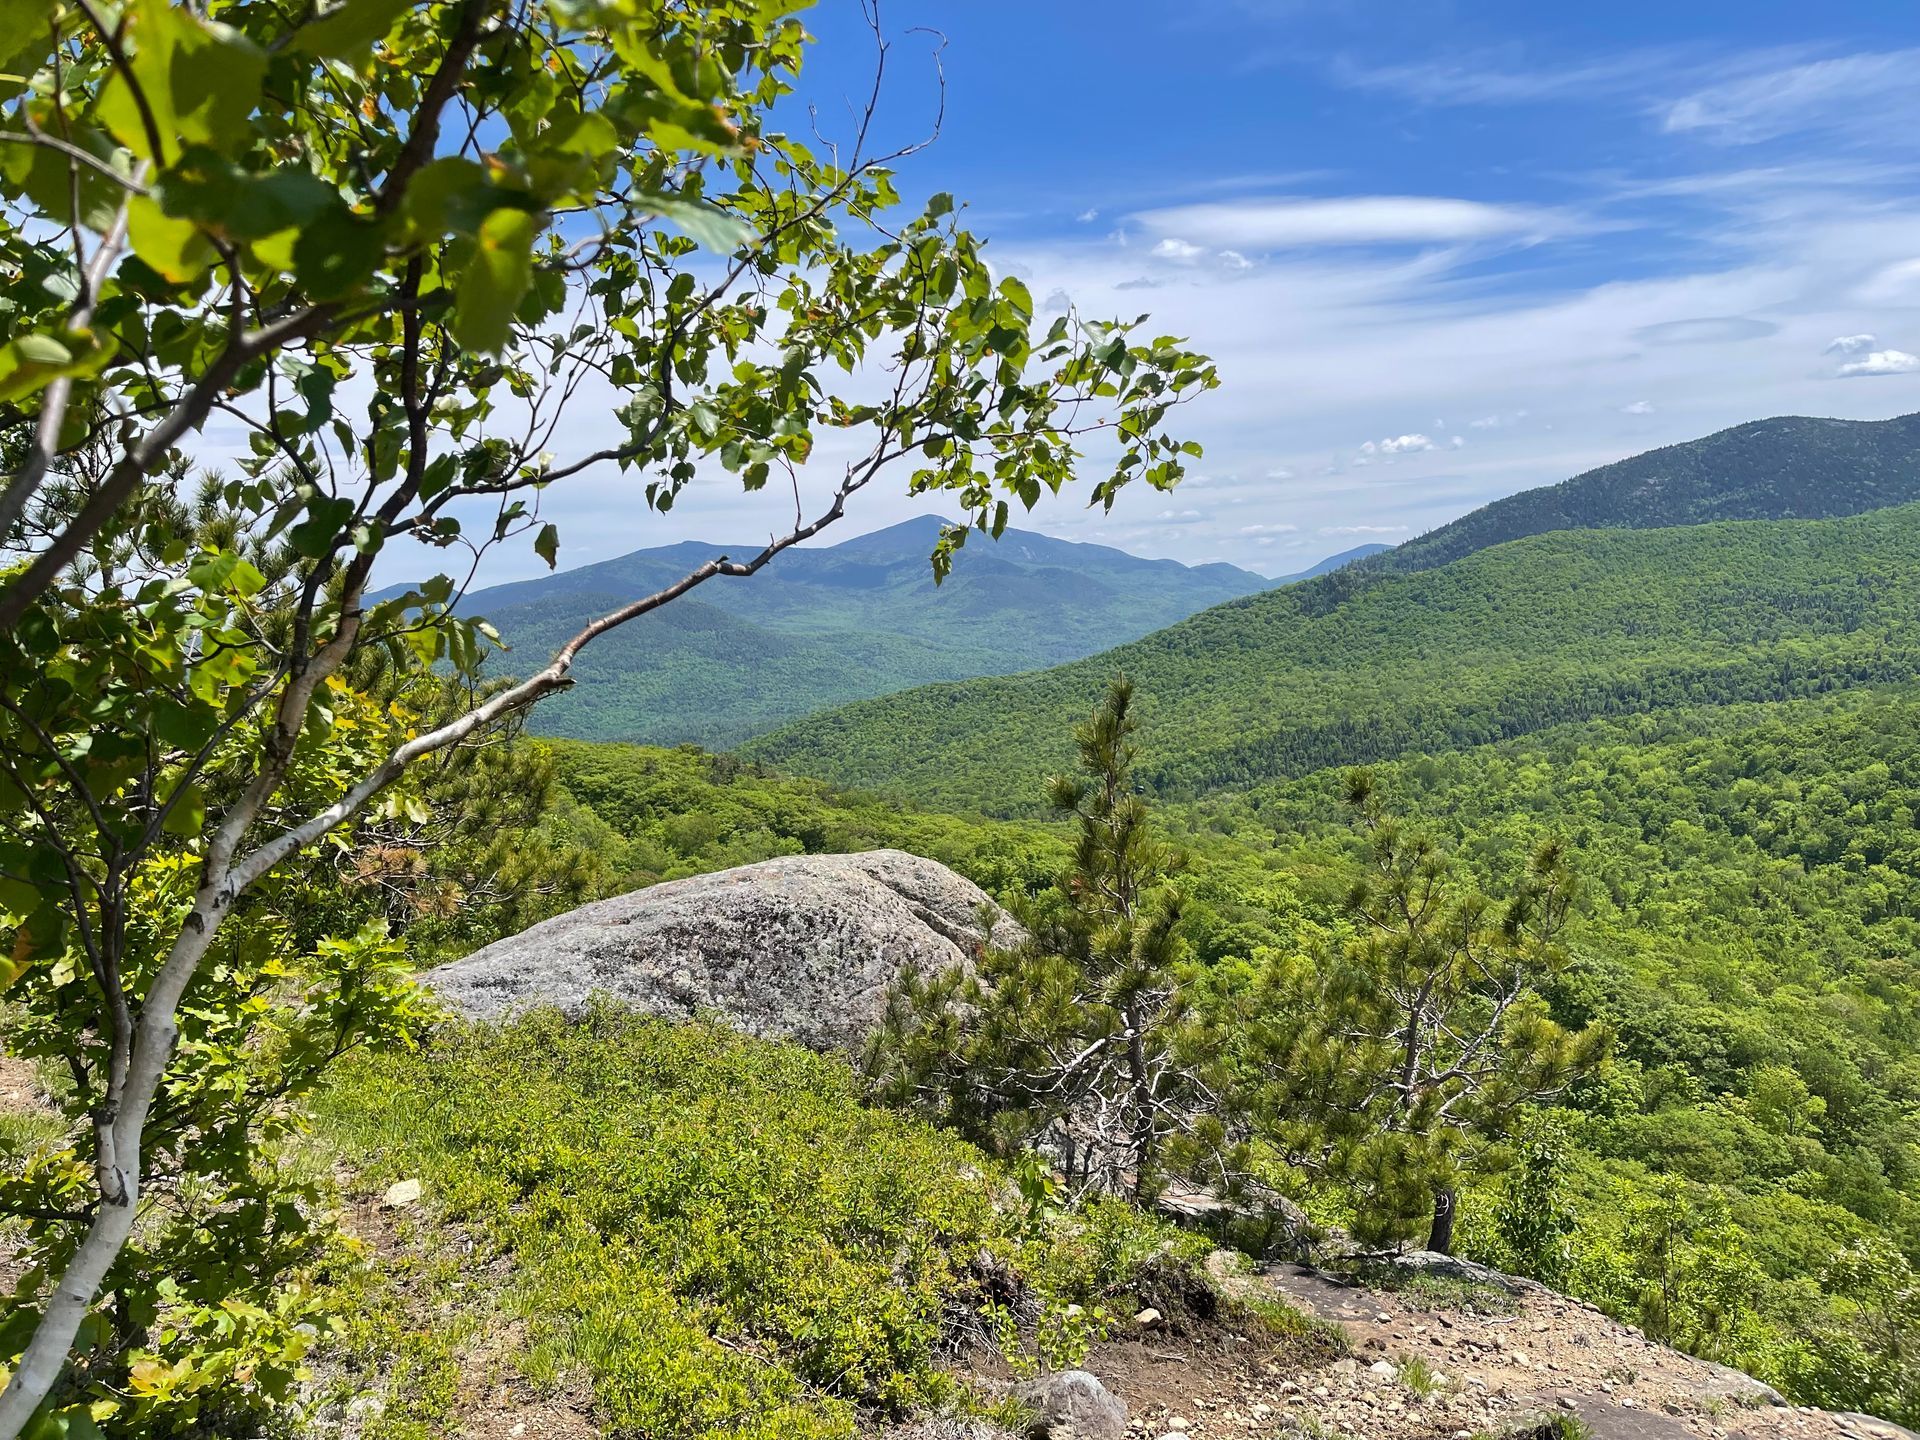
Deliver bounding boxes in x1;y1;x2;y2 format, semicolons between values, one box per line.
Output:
448;2;1920;580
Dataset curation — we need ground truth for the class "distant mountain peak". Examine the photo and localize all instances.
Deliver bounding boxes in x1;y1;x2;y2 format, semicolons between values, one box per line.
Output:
452;517;1273;750
1368;409;1920;576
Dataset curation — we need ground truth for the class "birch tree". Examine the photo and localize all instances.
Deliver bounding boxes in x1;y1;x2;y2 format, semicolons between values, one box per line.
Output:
0;0;1217;1429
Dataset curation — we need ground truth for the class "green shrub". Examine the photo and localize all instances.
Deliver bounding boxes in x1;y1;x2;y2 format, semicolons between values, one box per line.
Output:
307;1006;1206;1438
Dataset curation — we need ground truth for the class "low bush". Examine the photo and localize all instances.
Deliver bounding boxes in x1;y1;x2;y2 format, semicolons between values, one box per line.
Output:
306;1006;1214;1439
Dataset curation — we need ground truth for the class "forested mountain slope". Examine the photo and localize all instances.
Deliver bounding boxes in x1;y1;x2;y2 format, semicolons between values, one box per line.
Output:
748;503;1920;812
509;686;1920;1420
1368;410;1920;576
446;515;1269;748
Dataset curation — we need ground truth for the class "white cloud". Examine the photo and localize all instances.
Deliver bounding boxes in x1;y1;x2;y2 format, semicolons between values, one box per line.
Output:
1373;433;1436;454
1663;50;1920;145
1855;259;1920;305
1132;196;1572;251
1219;249;1254;271
1322;524;1411;535
1621;400;1657;414
1330;48;1683;107
1834;348;1920;378
1265;467;1295;480
1239;522;1300;535
1076;208;1099;223
1450;434;1467;448
1151;237;1207;263
430;127;1920;587
1825;333;1879;355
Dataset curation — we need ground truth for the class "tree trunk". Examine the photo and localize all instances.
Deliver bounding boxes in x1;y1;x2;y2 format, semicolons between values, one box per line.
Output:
1126;1020;1154;1198
1426;1185;1458;1255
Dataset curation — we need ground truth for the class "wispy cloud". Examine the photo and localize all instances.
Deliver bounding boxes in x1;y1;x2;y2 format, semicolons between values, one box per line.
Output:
1131;196;1577;251
1332;42;1920;157
1330;46;1684;107
1663;50;1920;145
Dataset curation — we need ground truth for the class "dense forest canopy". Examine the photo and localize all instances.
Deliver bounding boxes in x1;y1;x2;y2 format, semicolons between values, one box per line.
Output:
749;502;1920;812
527;676;1920;1420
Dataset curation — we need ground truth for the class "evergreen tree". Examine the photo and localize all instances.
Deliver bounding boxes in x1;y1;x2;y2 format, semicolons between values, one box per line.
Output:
1221;771;1611;1252
868;676;1199;1195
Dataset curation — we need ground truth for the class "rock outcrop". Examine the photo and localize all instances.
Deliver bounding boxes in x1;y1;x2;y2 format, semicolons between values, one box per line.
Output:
426;849;1021;1052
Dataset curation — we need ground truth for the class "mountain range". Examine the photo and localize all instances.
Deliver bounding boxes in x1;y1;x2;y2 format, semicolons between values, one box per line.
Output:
748;410;1920;812
1364;411;1920;576
461;516;1298;749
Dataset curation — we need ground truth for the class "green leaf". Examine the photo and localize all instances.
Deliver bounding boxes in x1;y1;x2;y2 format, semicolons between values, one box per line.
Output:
402;156;521;241
291;0;413;61
0;328;113;405
639;193;752;253
157;161;343;243
288;496;356;559
0;121;131;233
96;0;266;163
128;195;215;284
453;208;540;354
289;211;385;300
161;782;206;837
0;0;48;89
534;523;559;570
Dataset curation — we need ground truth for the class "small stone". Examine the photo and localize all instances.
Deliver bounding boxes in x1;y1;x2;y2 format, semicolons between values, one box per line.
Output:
1134;1306;1162;1328
383;1178;422;1207
1368;1360;1397;1379
1011;1370;1127;1440
1165;1418;1189;1432
1375;1312;1392;1323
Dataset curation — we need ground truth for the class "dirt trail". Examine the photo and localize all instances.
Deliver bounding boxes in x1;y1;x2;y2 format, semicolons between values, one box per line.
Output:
1094;1253;1918;1440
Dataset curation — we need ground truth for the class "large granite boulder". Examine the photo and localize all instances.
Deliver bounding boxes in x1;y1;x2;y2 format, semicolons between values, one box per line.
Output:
426;849;1021;1051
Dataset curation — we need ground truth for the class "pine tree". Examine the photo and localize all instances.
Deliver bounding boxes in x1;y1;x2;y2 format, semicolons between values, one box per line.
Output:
868;676;1199;1195
1222;770;1611;1252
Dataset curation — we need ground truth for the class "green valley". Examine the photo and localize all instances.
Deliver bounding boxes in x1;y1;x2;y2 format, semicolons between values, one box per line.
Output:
443;516;1272;749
